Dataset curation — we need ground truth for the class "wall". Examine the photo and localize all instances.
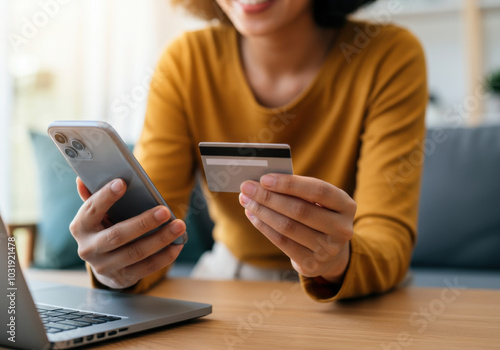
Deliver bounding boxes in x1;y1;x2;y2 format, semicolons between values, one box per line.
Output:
356;0;500;126
4;0;206;223
0;0;12;219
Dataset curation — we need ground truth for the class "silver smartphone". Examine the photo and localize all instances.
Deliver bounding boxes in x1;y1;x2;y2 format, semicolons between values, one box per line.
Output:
47;120;188;245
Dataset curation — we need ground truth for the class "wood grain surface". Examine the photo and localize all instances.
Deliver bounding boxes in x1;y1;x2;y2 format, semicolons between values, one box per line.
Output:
24;269;500;350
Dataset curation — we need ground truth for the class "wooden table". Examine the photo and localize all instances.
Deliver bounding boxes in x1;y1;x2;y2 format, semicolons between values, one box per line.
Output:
24;269;500;350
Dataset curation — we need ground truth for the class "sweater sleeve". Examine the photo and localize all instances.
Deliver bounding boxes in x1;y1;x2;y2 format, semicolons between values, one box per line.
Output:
87;34;196;293
301;27;428;301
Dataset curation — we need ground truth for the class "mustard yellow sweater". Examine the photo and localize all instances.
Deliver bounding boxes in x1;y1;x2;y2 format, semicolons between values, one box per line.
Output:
89;20;427;301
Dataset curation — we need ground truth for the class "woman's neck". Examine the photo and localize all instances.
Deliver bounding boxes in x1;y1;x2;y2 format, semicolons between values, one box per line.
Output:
239;12;336;80
237;12;337;108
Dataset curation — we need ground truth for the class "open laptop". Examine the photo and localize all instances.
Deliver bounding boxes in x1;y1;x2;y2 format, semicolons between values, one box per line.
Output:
0;213;212;349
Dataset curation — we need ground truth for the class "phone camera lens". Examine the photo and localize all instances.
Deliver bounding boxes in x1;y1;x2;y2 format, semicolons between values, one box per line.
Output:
71;139;85;151
54;133;67;144
65;147;78;159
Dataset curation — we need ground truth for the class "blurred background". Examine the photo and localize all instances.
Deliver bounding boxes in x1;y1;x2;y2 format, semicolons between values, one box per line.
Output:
0;0;208;225
1;0;500;269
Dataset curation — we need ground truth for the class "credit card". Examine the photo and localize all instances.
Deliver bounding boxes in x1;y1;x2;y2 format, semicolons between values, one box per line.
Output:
199;142;294;193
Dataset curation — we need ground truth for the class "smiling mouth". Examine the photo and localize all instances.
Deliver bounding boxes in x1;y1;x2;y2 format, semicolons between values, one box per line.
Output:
237;0;272;4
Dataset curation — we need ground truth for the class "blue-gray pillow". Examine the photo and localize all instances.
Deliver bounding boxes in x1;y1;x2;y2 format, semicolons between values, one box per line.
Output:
412;126;500;269
30;131;84;268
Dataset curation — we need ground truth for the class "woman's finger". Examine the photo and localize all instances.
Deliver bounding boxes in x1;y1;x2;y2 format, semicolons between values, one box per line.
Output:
239;192;330;251
258;174;356;214
75;178;127;231
76;177;92;202
91;218;185;275
93;206;174;254
240;181;345;235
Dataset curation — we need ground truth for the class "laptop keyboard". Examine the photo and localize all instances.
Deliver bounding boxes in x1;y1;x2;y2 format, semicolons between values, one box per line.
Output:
36;304;122;334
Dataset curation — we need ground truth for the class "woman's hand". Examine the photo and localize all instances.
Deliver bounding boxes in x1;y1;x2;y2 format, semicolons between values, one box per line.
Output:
239;174;356;283
70;177;186;289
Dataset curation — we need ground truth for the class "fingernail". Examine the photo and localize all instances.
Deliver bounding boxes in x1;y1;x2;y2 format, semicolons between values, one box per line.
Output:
239;193;251;207
241;181;257;197
261;175;276;188
111;179;123;193
154;207;169;221
171;221;184;235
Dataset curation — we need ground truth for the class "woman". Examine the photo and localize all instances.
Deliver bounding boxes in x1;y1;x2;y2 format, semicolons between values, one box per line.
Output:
71;0;427;301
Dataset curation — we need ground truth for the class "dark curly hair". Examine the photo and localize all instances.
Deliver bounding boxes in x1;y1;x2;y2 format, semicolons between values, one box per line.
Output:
171;0;377;28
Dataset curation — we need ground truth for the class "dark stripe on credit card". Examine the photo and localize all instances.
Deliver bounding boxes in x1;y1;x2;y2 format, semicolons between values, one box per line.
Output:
199;146;290;158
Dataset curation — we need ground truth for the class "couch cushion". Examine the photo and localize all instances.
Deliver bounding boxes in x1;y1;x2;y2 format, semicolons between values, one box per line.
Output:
409;267;500;289
412;126;500;269
30;131;84;268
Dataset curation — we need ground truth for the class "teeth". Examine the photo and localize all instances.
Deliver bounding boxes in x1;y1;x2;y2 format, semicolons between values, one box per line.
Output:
238;0;271;5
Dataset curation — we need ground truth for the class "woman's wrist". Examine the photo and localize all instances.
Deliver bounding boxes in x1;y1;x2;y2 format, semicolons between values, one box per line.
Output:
319;242;350;284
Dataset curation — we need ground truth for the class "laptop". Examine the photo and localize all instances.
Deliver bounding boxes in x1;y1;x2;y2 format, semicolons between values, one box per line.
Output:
0;213;212;349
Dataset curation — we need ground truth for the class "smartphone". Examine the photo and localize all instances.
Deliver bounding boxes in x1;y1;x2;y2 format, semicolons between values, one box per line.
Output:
47;120;187;245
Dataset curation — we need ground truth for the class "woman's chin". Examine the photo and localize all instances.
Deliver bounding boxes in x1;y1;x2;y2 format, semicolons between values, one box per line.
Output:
233;20;281;37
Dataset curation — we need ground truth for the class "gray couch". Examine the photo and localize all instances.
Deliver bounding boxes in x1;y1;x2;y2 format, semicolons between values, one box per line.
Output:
410;125;500;289
29;126;500;288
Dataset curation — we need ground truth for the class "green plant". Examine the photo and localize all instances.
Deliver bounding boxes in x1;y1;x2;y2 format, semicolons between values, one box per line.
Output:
487;70;500;95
